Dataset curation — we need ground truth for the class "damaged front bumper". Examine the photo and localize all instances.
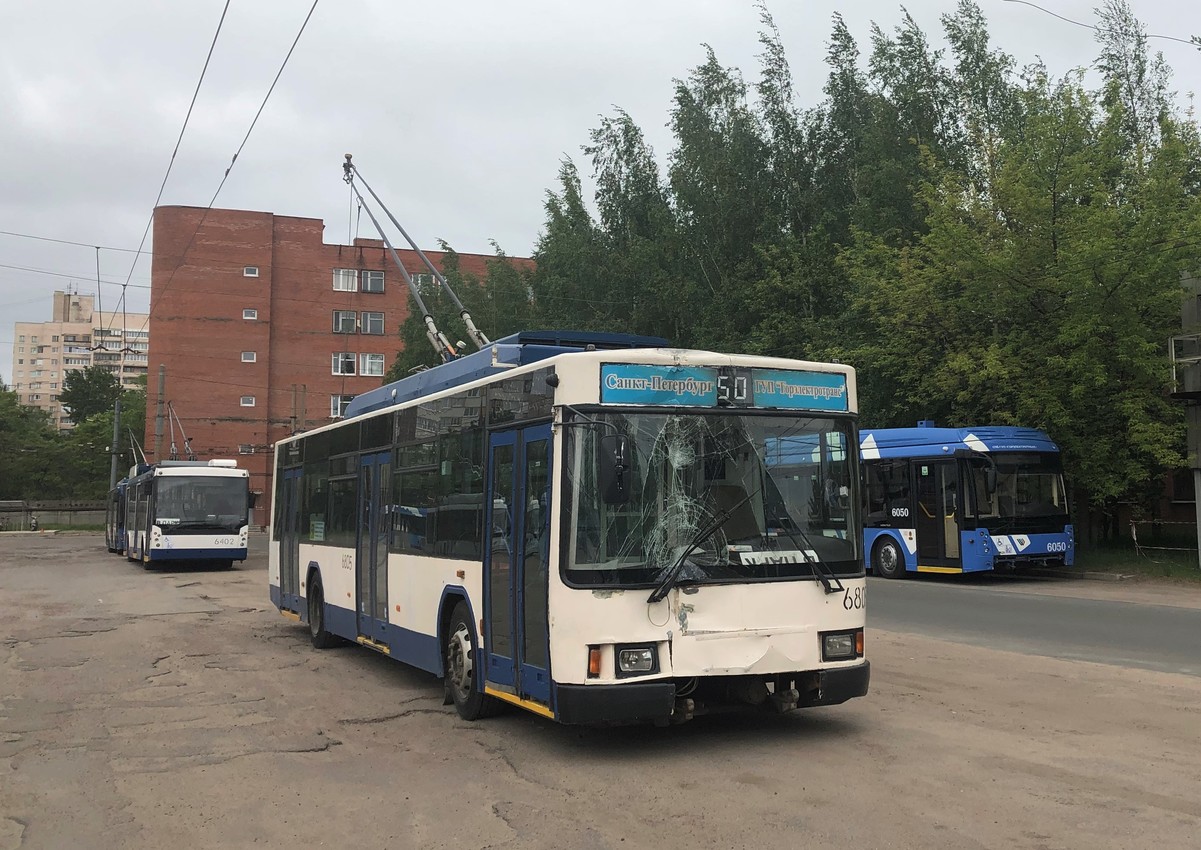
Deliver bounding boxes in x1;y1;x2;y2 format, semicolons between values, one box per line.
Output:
554;661;870;726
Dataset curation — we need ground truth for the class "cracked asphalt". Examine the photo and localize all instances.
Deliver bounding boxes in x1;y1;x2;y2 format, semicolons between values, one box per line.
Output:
2;534;1199;850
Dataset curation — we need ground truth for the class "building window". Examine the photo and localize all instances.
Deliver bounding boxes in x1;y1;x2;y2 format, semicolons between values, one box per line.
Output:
238;444;256;455
332;352;356;375
362;270;384;293
243;308;258;320
51;335;59;342
240;396;256;407
332;269;358;291
241;351;257;363
360;353;384;376
331;394;354;418
332;310;357;334
244;266;259;277
18;335;23;343
361;311;384;335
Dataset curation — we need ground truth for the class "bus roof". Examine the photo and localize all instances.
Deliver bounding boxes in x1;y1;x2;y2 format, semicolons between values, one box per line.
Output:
343;330;669;419
860;424;1059;460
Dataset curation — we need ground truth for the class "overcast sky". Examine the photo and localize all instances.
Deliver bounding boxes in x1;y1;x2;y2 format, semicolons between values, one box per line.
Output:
2;0;1199;385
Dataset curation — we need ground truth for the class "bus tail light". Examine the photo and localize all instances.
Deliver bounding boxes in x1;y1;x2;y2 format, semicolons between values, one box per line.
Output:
587;647;601;678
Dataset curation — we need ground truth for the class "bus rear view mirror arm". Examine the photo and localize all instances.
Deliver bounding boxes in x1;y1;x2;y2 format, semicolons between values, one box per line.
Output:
598;434;631;505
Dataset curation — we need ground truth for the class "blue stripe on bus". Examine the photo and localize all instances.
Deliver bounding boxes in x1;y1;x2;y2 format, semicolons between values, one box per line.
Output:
147;548;247;561
320;601;442;675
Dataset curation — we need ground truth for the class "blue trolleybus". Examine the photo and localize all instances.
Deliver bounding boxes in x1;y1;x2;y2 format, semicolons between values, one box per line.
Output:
269;331;870;725
860;423;1074;578
112;460;253;569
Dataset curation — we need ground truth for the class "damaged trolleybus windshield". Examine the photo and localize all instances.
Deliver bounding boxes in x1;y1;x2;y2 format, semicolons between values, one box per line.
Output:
563;412;859;590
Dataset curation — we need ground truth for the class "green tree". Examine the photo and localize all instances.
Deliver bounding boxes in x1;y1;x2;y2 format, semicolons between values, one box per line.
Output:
386;244;535;381
59;366;122;425
0;390;69;500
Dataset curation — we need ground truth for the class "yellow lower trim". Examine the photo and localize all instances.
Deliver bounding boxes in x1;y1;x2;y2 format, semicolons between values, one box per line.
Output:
484;686;555;719
916;565;963;574
279;609;301;622
356;636;391;655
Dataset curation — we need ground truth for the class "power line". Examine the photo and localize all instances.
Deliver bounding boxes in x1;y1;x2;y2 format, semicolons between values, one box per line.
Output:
1000;0;1201;48
107;0;232;339
134;0;322;339
0;262;149;287
0;230;147;254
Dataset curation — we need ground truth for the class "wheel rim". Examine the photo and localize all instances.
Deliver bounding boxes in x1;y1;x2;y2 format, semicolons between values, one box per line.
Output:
878;543;899;574
447;623;473;701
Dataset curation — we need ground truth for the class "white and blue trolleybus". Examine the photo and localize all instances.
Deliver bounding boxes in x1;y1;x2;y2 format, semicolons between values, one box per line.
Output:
118;460;252;568
861;422;1075;577
269;331;869;725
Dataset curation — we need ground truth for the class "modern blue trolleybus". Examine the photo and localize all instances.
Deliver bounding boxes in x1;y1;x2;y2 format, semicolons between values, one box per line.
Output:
860;422;1074;578
107;459;253;569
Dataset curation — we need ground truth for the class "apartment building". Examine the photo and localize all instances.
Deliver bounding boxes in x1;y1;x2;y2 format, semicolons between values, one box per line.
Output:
147;205;530;524
10;290;149;430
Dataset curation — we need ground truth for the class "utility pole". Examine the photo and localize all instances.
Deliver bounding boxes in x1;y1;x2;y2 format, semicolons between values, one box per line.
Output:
108;394;122;488
153;364;166;460
290;383;297;434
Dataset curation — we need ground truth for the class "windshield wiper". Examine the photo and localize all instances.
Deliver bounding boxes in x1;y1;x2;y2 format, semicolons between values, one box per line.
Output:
647;488;758;604
771;516;845;595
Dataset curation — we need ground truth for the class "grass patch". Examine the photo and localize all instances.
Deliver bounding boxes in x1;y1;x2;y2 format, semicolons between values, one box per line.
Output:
1076;544;1201;581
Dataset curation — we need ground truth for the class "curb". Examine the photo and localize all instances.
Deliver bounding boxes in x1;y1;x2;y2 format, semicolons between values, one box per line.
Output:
1025;567;1133;582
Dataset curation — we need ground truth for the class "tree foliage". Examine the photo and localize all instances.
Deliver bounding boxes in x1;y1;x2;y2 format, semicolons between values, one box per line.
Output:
59;366;122;425
513;0;1201;517
0;379;146;501
369;2;1198;520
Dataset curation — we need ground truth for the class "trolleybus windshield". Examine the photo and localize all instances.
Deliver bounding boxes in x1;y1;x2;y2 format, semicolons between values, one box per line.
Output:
562;411;861;586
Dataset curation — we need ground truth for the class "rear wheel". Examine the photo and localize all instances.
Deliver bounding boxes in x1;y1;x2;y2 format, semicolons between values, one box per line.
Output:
307;579;340;648
873;537;906;579
444;601;500;720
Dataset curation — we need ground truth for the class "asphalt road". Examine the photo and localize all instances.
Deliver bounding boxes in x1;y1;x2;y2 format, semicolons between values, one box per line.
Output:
3;533;1201;850
868;574;1201;676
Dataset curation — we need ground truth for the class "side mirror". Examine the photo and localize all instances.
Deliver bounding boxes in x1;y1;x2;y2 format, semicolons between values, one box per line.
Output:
985;467;997;495
598;434;631;505
248;491;259;509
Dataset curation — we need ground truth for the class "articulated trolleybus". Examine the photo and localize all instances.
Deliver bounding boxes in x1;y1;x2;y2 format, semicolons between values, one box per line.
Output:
861;422;1074;578
270;331;869;725
107;460;252;569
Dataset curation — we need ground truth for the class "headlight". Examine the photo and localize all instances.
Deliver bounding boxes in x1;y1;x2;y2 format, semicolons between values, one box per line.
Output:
617;646;656;674
822;630;862;661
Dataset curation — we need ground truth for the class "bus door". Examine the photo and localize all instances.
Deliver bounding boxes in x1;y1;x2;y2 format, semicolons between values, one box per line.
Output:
914;460;960;565
356;452;391;645
484;425;552;706
279;467;303;612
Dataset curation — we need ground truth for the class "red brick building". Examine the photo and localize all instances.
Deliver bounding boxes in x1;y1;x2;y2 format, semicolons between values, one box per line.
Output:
147;205;524;525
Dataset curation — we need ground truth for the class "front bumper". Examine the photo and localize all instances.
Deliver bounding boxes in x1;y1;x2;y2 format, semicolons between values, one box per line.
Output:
553;661;871;725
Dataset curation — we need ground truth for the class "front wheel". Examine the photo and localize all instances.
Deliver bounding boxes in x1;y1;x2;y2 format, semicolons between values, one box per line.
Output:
444;601;500;720
873;537;906;580
307;579;340;648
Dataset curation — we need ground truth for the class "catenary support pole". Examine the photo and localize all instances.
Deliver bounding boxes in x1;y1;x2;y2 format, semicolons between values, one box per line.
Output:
109;394;122;489
153;364;166;460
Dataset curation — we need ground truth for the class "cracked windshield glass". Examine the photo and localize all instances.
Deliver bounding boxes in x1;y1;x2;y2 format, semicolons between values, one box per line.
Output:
563;412;861;586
